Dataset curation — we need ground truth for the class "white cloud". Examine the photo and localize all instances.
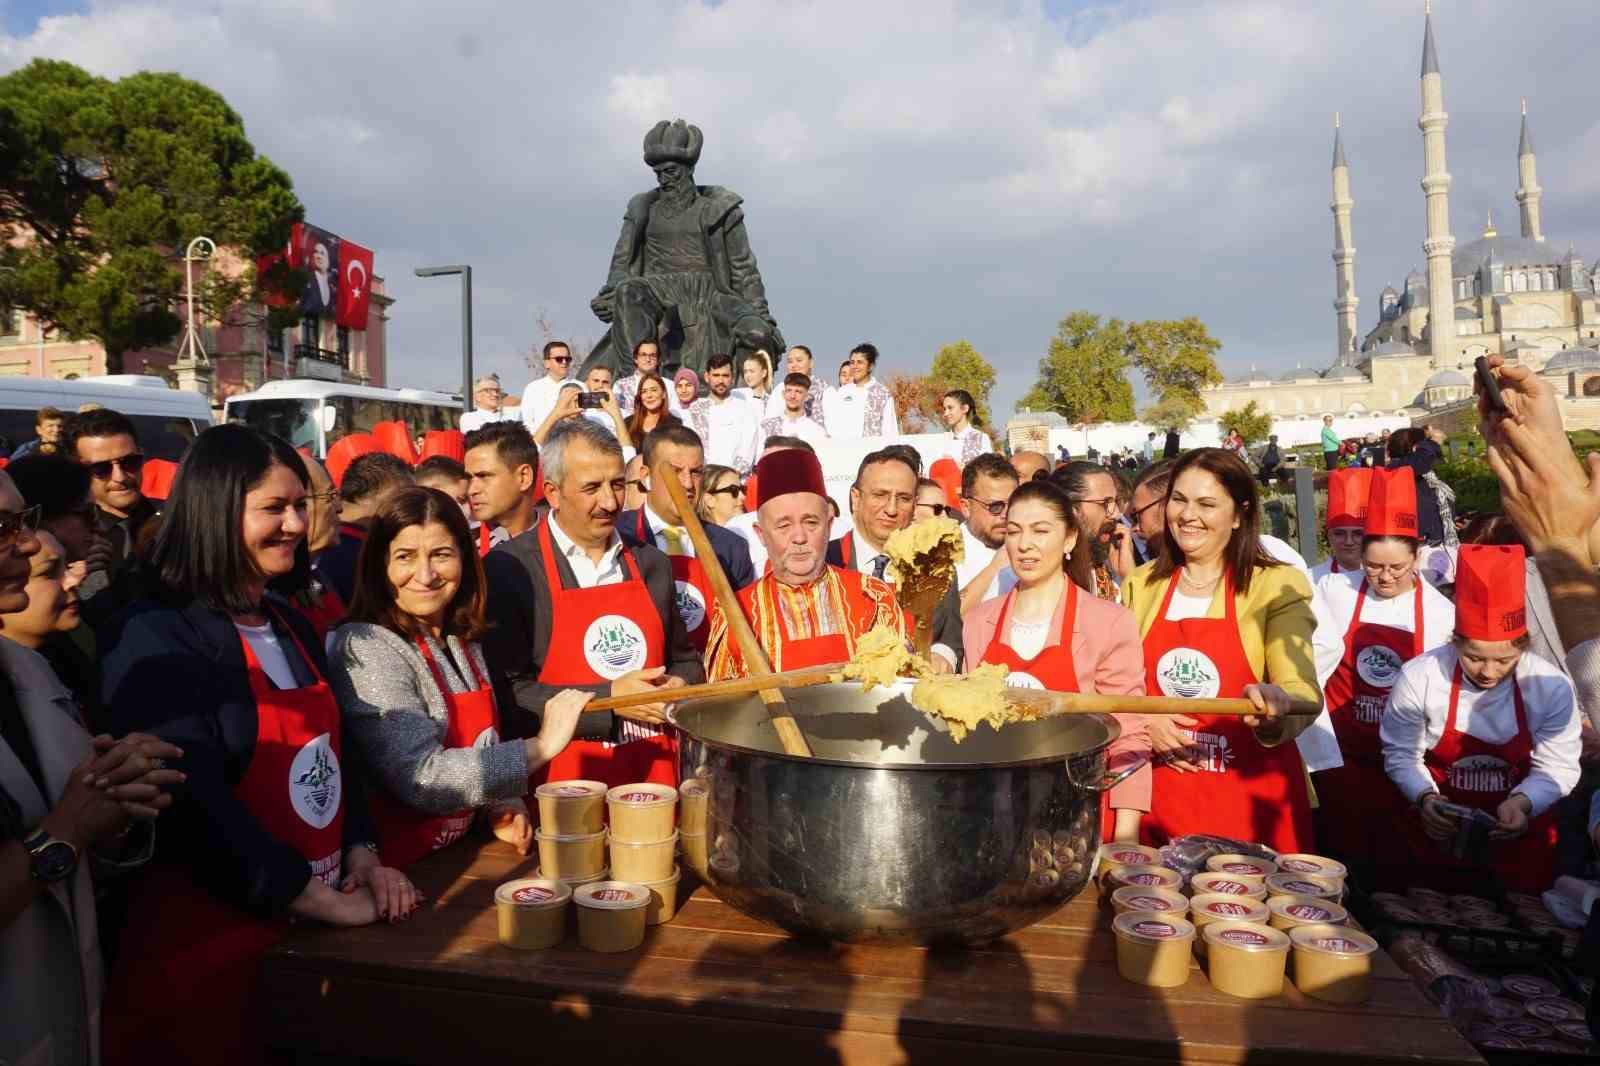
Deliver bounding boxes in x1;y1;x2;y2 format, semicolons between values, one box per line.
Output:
3;0;1596;417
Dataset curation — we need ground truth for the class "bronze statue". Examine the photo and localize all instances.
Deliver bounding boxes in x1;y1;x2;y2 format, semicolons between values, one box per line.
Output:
584;119;783;380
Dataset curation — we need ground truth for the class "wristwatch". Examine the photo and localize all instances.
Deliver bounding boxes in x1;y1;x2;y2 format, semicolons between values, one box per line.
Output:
22;827;79;883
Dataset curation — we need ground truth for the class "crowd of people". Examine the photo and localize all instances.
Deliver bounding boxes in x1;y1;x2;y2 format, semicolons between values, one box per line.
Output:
2;342;1597;1064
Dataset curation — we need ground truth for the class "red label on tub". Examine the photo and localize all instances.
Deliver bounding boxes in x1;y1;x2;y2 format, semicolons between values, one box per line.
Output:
512;886;556;903
1221;862;1263;874
1207;879;1250;895
1125;872;1166;886
1312;937;1364;953
1220;929;1270;946
1206;902;1253;917
1109;849;1152;865
1133;921;1178;938
593;888;638;903
618;791;659;803
1126;895;1171;911
1279;858;1322;873
1287;904;1333;921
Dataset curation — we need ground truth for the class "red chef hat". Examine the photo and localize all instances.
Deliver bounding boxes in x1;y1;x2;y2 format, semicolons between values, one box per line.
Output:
1325;467;1373;529
752;448;826;505
325;432;380;488
1455;544;1528;642
1363;467;1418;538
371;420;418;465
418;429;466;464
929;457;963;511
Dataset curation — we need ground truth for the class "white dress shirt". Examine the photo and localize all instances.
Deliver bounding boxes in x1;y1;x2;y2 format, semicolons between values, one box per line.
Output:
460;408;517;433
545;512;627;588
1381;644;1581;816
520;375;571;436
954;522;1016;603
823;378;899;438
689;394;763;475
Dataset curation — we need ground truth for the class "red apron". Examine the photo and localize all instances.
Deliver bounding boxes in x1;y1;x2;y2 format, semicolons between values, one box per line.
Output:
1139;573;1312;852
478;523;493;558
637;510;714;652
296;581;346;641
530;521;677;790
1407;664;1558;893
1314;581;1422;871
981;581;1124;840
105;611;346;1066
368;639;501;869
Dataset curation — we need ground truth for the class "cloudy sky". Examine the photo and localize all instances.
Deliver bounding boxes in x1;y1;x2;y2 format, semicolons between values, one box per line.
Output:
3;0;1596;421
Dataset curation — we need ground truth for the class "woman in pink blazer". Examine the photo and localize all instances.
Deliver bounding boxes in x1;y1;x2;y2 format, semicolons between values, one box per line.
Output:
963;479;1151;841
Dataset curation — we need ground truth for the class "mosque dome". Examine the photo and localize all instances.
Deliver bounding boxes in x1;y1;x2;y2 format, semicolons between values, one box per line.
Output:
1454;233;1573;275
1424;369;1469;388
1368;339;1418;359
1322;365;1366;381
1540;348;1600;376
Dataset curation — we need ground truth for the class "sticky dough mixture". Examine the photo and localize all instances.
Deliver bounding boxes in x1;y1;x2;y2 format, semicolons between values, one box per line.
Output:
910;664;1032;742
836;623;932;691
884;516;964;592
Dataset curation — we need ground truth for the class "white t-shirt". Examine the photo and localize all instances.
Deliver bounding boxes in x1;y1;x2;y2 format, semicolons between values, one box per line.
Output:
520;375;570;436
235;621;298;690
954;522;1017;603
460;408;516;433
1381;644;1581;817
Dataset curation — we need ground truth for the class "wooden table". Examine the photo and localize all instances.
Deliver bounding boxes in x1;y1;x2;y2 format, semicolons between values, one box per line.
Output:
259;840;1484;1065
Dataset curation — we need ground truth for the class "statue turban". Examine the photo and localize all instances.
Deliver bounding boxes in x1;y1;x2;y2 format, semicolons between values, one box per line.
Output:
643;119;704;166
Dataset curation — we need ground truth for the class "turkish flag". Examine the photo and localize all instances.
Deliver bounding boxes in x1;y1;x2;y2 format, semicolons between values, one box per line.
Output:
336;239;374;329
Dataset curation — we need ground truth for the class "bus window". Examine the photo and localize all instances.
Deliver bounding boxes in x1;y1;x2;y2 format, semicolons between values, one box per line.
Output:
126;415;202;462
227;399;320;455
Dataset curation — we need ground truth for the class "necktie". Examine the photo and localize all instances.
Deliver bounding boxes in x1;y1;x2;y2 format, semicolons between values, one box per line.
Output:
871;554;890;580
662;526;688;557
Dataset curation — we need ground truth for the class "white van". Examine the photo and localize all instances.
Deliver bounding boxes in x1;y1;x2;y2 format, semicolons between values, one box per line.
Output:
224;379;462;457
0;375;214;461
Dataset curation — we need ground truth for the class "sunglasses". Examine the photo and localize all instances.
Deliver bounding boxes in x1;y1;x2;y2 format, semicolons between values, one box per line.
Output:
84;452;144;481
549;355;573;364
963;494;1008;517
0;505;41;550
708;484;746;498
916;503;950;517
627;478;648;492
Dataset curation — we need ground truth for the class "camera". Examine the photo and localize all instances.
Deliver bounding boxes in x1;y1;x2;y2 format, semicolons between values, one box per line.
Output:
578;391;609;410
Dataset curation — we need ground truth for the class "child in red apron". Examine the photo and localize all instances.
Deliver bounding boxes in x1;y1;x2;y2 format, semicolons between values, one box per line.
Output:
1314;467;1450;877
1139;573;1313;853
1390;545;1577;894
105;611;350;1066
532;519;677;789
367;637;500;868
1310;467;1371;583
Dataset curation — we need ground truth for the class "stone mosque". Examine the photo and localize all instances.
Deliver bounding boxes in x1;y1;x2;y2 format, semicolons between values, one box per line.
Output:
1202;5;1600;429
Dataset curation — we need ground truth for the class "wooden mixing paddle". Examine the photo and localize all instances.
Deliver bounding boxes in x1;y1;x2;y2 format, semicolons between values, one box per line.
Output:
656;461;814;758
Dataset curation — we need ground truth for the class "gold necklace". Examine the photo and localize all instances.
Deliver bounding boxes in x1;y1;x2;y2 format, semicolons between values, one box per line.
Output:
1178;566;1221;592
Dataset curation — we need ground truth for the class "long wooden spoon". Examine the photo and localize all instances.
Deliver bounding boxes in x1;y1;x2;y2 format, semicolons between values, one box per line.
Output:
656;461;814;758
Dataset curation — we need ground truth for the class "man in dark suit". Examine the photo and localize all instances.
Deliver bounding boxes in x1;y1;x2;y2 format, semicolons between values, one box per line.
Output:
825;448;964;671
482;419;701;785
618;424;754;653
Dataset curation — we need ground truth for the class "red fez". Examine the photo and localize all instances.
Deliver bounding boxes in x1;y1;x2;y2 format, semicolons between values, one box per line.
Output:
1363;467;1418;538
929;457;962;511
1456;544;1528;642
325;432;380;488
753;448;825;504
419;429;466;463
372;420;418;465
140;458;179;502
1325;468;1372;528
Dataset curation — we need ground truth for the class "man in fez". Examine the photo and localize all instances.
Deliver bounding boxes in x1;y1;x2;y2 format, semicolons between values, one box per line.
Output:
586;119;784;381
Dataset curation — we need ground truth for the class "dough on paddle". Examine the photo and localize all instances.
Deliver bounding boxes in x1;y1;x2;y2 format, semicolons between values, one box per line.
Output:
836;623;932;691
884;516;964;591
911;664;1027;742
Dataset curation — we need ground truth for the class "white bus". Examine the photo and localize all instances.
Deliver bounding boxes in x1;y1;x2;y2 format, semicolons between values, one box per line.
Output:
224;379;462;457
0;375;213;461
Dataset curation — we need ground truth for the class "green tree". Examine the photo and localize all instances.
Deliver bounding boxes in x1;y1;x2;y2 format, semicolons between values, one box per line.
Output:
1020;312;1135;424
0;59;302;372
1219;401;1273;446
927;340;997;427
1140;394;1204;432
885;372;939;433
1129;317;1223;406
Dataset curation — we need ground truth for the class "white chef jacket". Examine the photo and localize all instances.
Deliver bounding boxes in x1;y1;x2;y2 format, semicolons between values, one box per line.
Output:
1381;644;1581;817
1312;571;1458;688
822;378;899;438
759;413;828;451
689;395;763;475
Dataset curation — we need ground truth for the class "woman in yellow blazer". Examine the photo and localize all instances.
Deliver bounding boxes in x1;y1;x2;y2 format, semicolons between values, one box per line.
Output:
1121;448;1322;852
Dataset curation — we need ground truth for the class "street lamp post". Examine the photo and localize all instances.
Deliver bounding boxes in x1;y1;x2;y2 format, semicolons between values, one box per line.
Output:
414;265;473;413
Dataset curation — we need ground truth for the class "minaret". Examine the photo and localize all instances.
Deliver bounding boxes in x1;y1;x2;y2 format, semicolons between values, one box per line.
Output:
1419;1;1456;367
1331;114;1359;360
1515;99;1544;242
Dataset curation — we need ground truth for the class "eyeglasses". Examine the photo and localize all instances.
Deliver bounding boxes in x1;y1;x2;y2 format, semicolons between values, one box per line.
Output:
549;355;573;365
1072;495;1120;513
306;490;339;506
708;484;746;498
963;494;1008;517
84;452;144;480
0;506;41;550
915;503;950;517
1363;561;1413;577
627;478;648;492
1129;497;1163;522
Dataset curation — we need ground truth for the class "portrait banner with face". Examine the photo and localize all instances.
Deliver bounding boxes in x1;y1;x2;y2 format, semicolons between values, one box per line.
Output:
336;239;374;330
291;223;341;319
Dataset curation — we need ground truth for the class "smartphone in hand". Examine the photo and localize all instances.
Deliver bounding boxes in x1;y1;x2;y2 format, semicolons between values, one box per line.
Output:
1475;356;1508;415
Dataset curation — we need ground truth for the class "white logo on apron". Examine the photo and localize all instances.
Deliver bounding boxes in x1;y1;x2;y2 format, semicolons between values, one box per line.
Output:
1006;671;1044;690
583;615;649;679
1447;754;1512;793
288;733;342;829
675;579;707;632
1182;729;1235;773
473;726;499;748
1156;647;1221;699
1355;644;1403;689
